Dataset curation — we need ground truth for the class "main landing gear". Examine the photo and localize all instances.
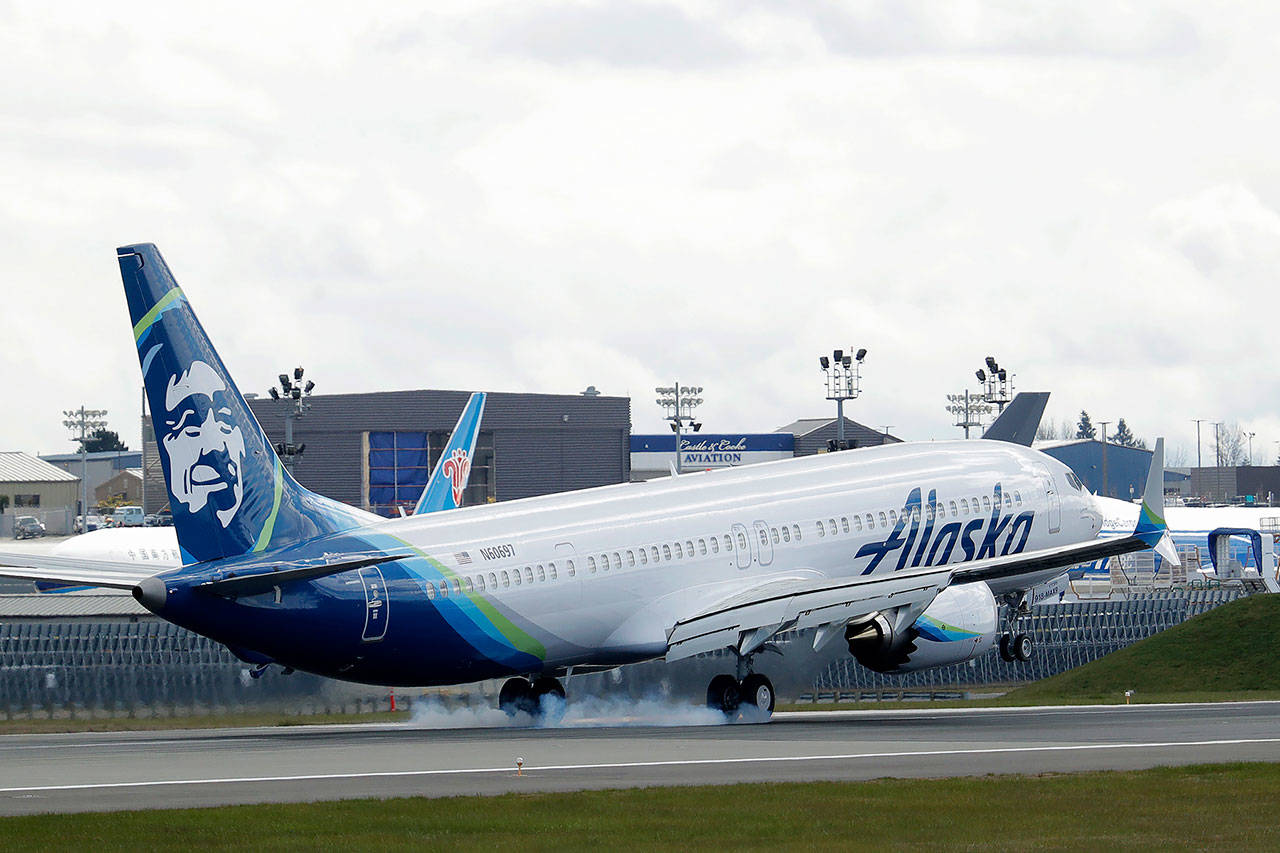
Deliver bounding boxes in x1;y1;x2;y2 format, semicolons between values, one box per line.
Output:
498;676;565;719
998;592;1033;664
998;632;1033;663
705;655;776;720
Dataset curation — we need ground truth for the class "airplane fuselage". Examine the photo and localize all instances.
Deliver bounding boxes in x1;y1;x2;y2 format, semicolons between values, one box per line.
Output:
145;439;1100;686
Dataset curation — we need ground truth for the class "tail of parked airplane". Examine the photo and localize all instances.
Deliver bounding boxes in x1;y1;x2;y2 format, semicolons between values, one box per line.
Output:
118;244;369;563
415;392;486;514
981;392;1050;446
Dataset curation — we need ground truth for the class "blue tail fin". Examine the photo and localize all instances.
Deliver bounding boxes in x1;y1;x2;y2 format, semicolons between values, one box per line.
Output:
118;244;369;563
415;392;486;514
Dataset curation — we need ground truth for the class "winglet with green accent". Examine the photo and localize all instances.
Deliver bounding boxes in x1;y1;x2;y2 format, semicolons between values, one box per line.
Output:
1135;437;1180;566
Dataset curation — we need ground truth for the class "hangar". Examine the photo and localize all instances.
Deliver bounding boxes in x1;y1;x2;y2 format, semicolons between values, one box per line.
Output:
141;389;632;516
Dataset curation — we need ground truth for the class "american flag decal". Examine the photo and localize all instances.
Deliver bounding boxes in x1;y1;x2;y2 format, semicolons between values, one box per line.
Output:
455;551;472;565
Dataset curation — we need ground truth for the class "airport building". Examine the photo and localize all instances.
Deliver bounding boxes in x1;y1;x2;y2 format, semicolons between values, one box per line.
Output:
141;389;632;516
40;450;142;510
630;418;901;481
1036;439;1156;501
0;452;79;536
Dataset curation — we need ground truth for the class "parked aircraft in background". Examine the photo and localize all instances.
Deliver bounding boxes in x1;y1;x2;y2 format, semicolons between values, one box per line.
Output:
1077;498;1280;594
34;392;488;591
0;244;1174;719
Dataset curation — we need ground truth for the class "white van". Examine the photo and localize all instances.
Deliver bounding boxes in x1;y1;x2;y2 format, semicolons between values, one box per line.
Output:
113;506;145;527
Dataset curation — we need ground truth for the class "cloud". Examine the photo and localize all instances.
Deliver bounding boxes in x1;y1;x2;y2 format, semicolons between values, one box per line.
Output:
1;1;1279;464
762;0;1202;60
486;2;746;68
1153;184;1280;277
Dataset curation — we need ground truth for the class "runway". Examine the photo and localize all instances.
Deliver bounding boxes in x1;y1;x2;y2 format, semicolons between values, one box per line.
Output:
1;701;1277;816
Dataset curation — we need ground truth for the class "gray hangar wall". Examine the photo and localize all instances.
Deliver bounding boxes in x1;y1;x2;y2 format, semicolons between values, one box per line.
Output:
143;389;631;514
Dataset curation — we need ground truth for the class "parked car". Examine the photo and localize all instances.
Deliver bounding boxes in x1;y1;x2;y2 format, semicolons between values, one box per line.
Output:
74;514;104;533
14;516;46;539
113;506;145;527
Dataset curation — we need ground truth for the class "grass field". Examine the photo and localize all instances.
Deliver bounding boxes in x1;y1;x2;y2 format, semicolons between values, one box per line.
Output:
3;763;1277;850
1004;593;1280;704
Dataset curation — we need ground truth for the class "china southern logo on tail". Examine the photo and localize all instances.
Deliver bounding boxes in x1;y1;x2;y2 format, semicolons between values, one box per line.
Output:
442;449;471;507
856;484;1034;574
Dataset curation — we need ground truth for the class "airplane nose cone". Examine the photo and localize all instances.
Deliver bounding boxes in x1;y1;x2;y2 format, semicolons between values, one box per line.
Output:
133;576;168;613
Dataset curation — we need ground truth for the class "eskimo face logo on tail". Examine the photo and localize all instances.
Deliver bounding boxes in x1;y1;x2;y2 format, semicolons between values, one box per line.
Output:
442;448;471;507
160;360;245;528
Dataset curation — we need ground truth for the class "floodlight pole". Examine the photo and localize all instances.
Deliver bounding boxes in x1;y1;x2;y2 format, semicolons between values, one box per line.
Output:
655;382;703;474
976;356;1014;413
819;347;866;451
945;390;990;439
63;406;108;526
270;367;315;474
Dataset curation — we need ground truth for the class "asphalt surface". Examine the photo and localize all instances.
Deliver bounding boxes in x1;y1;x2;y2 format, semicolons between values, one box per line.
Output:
1;701;1277;816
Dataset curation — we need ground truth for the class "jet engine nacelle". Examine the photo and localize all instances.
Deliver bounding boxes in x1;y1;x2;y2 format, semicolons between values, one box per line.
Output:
845;582;999;674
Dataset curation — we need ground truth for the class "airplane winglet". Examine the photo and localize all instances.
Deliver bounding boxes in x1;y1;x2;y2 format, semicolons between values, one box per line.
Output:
1135;437;1179;566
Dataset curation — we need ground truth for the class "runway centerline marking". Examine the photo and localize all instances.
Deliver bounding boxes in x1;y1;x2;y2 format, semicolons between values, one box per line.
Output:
3;737;1278;795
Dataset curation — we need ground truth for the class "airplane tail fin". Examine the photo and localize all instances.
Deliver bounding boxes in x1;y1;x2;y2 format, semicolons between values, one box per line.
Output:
981;392;1050;446
117;244;368;563
415;392;486;514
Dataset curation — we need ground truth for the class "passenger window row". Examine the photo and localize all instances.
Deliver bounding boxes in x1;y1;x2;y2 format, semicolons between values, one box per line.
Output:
809;488;1025;540
426;486;1028;600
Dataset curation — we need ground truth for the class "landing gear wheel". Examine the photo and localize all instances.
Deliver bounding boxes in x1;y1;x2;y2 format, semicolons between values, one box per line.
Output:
998;634;1015;663
1012;633;1033;663
739;673;775;717
498;677;535;717
706;674;741;715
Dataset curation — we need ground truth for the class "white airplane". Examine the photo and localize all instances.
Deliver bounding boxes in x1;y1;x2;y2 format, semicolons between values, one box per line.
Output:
1081;497;1280;593
0;244;1175;719
36;392;488;590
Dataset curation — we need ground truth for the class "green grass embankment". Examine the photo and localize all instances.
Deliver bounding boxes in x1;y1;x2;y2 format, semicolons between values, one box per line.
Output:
4;763;1278;850
1005;592;1280;705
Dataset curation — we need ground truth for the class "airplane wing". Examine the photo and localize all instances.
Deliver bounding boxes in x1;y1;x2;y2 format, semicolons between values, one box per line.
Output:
666;439;1173;663
0;551;155;590
665;566;951;661
0;549;407;598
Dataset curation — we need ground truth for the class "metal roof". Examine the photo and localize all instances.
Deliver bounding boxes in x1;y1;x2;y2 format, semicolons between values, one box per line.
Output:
0;592;148;618
0;452;80;483
39;450;143;464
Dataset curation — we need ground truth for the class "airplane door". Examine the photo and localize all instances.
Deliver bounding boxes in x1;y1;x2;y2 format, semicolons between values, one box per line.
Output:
1040;470;1062;534
753;520;774;567
731;523;751;570
358;566;389;642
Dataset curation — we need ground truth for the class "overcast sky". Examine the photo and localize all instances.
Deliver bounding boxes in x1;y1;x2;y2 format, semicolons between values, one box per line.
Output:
4;1;1278;465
